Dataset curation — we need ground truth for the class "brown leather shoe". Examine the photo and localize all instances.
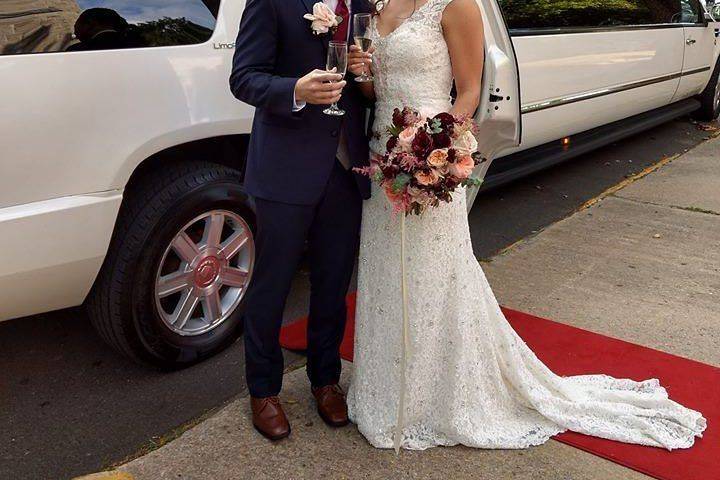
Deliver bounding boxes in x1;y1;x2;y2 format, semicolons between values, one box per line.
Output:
250;396;290;441
312;384;349;427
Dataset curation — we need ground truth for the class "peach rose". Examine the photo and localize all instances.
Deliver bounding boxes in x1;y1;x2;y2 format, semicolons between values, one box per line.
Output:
454;130;478;155
426;148;449;168
449;154;475;179
303;3;339;34
414;169;441;186
397;126;418;152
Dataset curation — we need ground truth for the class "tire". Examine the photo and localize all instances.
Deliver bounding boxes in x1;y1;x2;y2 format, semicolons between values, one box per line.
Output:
87;161;256;368
693;57;720;121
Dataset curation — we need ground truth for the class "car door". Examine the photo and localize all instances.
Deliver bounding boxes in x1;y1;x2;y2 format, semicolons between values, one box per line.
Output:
467;0;522;209
494;0;685;154
674;0;718;99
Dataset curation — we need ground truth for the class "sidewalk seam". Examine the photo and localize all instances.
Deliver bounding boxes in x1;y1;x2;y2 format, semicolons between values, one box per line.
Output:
611;195;720;216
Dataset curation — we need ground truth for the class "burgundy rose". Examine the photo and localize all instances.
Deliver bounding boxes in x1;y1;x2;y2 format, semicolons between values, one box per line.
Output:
411;129;433;157
447;148;457;163
445;177;460;189
381;164;400;178
386;136;398;151
432;132;451;149
433;112;456;135
392;108;405;128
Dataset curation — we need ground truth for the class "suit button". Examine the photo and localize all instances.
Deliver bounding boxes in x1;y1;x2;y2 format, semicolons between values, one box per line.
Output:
331;130;339;137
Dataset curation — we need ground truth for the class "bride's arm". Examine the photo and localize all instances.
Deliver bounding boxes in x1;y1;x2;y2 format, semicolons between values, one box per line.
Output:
442;0;484;117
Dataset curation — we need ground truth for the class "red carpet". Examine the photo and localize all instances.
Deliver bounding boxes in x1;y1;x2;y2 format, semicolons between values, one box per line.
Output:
280;293;719;480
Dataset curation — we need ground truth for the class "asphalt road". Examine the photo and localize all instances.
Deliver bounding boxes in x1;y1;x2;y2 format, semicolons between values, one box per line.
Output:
0;116;714;480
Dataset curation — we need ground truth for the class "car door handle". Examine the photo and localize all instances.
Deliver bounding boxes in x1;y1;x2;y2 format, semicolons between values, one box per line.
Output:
686;38;697;45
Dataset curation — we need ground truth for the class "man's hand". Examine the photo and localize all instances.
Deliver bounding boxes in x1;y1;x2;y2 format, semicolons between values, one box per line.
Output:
294;69;346;105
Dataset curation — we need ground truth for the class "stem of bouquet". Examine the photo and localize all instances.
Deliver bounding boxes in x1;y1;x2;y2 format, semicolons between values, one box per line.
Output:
394;213;411;454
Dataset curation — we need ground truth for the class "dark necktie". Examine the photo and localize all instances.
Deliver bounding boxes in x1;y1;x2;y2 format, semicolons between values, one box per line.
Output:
333;0;349;42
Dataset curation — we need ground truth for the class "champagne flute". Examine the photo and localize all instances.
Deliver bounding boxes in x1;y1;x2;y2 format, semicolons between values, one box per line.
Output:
353;14;374;82
323;41;348;116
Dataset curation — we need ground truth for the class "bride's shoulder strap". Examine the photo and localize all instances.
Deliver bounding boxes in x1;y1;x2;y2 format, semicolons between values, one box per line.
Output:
426;0;456;21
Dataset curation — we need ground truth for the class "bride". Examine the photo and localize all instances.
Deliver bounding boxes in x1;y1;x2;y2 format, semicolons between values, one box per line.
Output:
345;0;706;450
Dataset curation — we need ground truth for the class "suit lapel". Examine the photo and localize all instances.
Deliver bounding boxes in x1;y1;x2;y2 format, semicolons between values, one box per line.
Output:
300;0;315;13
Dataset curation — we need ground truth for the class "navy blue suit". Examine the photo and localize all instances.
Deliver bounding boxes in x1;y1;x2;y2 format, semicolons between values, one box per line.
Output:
230;0;371;397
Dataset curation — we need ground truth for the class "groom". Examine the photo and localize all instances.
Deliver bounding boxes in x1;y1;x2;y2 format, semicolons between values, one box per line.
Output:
229;0;371;440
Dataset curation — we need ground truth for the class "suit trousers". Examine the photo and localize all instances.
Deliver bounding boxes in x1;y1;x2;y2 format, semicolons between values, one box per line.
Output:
243;160;362;397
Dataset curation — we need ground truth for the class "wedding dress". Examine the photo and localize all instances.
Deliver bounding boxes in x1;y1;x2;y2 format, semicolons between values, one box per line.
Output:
346;0;706;450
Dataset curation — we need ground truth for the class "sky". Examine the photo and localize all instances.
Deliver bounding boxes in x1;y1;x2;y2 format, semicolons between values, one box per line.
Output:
77;0;216;28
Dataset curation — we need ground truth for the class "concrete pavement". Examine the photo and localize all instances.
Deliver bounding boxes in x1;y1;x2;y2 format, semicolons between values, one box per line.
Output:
86;135;718;480
484;137;720;366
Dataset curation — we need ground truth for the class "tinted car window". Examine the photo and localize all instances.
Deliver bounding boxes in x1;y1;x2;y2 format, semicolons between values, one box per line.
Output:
499;0;691;31
677;0;703;23
0;0;217;56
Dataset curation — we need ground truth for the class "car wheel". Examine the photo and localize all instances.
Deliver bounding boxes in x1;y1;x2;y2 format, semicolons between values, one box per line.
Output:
693;57;720;121
87;161;255;368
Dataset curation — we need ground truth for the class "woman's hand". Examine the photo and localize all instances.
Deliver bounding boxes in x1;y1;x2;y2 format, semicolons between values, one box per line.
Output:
348;44;375;78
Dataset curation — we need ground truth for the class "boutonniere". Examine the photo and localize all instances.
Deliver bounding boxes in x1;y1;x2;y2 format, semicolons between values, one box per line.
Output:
304;2;343;36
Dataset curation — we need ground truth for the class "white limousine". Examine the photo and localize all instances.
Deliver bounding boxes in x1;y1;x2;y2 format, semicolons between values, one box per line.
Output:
1;0;718;367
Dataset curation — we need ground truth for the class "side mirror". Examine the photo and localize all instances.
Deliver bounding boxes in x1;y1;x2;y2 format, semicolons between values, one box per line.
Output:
704;12;714;24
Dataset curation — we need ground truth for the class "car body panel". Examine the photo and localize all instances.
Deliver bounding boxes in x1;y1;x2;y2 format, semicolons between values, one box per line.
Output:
507;28;686;153
0;192;121;321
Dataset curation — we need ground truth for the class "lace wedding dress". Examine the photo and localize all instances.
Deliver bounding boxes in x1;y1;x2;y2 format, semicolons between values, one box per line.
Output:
346;0;707;451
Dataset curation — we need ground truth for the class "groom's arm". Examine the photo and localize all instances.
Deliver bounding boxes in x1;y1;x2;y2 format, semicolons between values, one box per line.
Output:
229;0;298;119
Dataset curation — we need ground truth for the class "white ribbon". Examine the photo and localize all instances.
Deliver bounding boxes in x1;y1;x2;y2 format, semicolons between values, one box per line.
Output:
393;213;411;454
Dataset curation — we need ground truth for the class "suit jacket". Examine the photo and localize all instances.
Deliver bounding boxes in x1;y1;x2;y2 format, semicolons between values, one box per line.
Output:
229;0;372;205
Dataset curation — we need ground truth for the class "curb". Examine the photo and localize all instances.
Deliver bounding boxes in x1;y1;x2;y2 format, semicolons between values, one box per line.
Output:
72;472;134;480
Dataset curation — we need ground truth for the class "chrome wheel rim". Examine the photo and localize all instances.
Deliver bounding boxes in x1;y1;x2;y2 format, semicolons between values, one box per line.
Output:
154;210;254;336
714;76;720;111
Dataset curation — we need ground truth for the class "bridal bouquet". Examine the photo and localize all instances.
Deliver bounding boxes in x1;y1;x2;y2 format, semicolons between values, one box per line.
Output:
356;107;484;216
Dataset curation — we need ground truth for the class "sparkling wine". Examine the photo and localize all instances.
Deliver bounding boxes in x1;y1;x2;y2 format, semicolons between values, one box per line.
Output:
352;13;374;82
353;36;372;52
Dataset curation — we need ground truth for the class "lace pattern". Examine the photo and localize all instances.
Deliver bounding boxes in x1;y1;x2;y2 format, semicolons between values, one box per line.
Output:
347;0;706;451
369;0;454;154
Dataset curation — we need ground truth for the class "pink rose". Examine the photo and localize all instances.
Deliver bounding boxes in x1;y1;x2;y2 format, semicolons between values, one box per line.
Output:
454;130;478;155
407;185;422;197
397;126;418;152
303;3;339;34
449;154;475;179
426;148;449;168
414;169;441;186
408;186;433;206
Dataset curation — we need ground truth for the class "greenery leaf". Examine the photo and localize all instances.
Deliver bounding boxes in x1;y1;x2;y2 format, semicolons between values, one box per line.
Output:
392;173;411;192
